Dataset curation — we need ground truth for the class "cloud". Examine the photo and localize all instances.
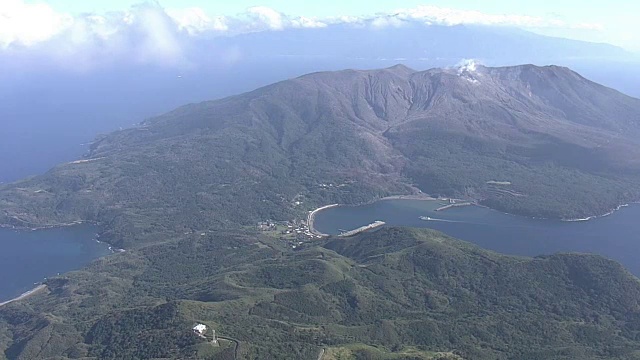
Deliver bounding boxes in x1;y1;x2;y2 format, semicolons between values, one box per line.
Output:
166;7;228;34
0;1;607;71
246;6;285;30
370;16;406;29
289;16;327;29
0;2;195;71
0;0;72;47
390;5;603;30
1;2;603;50
129;4;185;65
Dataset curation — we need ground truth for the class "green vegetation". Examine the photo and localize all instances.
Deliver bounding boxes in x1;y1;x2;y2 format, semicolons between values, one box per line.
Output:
3;228;640;359
397;132;640;219
323;343;461;360
2;65;640;359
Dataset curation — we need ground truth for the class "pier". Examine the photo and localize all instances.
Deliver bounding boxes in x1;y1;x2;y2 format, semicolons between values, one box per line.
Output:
338;221;385;237
435;202;473;211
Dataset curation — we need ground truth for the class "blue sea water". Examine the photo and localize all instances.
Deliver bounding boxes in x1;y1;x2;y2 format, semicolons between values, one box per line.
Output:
0;225;111;302
314;200;640;276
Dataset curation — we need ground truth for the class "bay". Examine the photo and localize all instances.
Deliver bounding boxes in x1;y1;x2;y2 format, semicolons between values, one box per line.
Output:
313;199;640;275
0;224;111;302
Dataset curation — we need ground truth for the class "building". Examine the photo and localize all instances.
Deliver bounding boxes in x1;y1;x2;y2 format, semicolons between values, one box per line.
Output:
193;324;207;336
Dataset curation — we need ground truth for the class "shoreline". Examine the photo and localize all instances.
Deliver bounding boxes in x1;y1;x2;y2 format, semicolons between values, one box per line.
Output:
306;194;442;236
561;203;635;222
307;204;339;237
0;284;46;308
306;195;639;235
0;219;91;232
378;194;437;201
0;220;121;250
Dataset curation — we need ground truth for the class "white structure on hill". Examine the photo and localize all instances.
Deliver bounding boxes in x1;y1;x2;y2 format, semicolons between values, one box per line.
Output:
193;324;207;336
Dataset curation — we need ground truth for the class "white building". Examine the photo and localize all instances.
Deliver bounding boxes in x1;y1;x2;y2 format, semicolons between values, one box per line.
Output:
193;324;207;336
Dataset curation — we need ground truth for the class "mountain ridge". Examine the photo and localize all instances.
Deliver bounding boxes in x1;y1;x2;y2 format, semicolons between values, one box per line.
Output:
3;227;640;359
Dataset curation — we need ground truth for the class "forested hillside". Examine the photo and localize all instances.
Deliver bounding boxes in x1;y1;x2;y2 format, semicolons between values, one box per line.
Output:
2;228;640;359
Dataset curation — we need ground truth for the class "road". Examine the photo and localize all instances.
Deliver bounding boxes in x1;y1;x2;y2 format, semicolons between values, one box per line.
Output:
217;336;240;360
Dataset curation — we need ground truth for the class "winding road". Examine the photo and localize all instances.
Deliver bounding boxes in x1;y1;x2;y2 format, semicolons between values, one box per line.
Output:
217;336;240;360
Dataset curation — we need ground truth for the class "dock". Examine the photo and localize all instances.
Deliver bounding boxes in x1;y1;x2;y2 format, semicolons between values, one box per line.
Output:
338;221;385;237
435;202;473;211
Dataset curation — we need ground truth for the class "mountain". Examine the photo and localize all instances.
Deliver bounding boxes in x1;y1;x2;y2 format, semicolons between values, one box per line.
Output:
3;228;640;359
1;64;640;248
217;23;631;64
3;65;640;359
2;21;638;184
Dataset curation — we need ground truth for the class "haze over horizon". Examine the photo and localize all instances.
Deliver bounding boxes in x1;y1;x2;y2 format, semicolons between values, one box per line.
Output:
8;0;640;51
2;0;638;72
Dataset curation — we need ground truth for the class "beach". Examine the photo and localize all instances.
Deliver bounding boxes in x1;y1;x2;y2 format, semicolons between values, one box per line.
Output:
0;284;46;307
307;204;339;236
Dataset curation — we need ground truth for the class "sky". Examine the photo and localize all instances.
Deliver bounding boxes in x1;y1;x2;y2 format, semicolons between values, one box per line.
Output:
24;0;637;51
1;0;637;73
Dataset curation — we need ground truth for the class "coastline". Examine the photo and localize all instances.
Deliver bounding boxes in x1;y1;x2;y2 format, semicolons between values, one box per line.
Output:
561;203;635;222
378;194;437;201
306;194;639;236
0;220;124;255
306;194;441;236
308;204;339;237
0;219;90;231
0;284;46;308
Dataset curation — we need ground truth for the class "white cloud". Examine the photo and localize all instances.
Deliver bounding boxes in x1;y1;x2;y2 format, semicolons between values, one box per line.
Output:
390;5;603;30
0;2;606;50
131;4;185;65
246;6;285;30
166;7;228;34
0;0;72;47
290;16;327;29
0;1;610;70
1;2;193;70
370;16;406;29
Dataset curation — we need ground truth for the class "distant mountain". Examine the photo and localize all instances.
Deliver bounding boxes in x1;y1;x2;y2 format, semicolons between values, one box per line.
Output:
4;227;640;359
1;64;640;247
214;23;630;64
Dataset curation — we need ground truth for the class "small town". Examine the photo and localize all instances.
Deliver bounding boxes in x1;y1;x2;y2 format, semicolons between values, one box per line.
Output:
256;218;324;249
